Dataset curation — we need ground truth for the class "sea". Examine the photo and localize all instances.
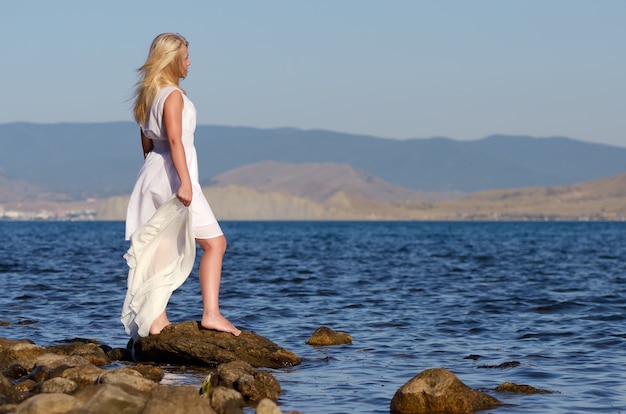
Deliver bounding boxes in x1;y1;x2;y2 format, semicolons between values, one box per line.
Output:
1;220;625;413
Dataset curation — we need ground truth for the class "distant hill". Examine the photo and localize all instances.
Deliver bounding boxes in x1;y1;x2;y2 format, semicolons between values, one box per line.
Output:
419;171;626;220
1;122;625;198
202;161;460;204
96;171;626;221
0;170;73;204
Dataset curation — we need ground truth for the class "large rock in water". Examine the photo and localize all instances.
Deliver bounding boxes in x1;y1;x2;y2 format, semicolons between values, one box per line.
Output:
390;368;501;414
134;321;301;368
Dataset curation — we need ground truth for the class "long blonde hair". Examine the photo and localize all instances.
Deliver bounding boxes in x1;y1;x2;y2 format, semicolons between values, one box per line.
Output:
133;33;188;125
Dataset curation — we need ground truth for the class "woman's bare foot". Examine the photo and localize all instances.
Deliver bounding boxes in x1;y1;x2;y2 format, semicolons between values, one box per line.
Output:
149;311;171;336
201;312;241;336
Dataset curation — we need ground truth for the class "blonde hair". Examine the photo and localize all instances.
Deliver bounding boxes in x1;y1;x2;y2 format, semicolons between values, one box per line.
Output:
133;33;189;125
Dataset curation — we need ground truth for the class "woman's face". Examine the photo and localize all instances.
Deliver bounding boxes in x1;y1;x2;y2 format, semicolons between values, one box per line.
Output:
179;44;191;79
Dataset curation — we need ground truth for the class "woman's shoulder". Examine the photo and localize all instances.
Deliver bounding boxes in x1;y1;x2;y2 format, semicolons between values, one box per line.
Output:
156;86;181;99
152;86;183;109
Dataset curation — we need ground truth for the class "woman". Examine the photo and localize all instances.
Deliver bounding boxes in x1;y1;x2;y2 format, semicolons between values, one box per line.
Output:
122;33;240;339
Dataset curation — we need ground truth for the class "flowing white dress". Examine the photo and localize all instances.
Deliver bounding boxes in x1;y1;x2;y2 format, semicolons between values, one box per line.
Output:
121;195;195;340
121;86;222;340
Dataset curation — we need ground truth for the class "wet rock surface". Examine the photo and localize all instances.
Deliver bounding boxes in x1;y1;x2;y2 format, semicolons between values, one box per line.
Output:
134;321;302;368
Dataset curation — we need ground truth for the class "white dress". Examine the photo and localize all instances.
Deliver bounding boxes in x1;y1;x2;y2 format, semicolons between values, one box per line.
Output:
121;195;195;340
121;86;222;339
125;86;223;241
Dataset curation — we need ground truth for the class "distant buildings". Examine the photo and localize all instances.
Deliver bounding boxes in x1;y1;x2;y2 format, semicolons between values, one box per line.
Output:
0;205;96;221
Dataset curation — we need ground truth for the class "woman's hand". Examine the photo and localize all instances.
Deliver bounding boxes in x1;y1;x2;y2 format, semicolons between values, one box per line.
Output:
177;182;192;207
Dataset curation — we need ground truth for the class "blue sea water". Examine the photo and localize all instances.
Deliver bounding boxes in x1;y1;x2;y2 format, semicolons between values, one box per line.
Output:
1;221;626;413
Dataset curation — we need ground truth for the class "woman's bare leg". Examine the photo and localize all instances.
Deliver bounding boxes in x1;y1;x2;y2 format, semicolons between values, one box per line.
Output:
149;310;170;335
197;235;241;336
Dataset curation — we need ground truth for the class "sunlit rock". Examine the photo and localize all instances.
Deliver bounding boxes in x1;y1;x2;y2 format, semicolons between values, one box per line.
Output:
305;326;352;346
390;368;501;414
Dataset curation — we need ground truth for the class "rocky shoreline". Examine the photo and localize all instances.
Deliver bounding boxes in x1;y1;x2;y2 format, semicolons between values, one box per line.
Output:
0;323;553;413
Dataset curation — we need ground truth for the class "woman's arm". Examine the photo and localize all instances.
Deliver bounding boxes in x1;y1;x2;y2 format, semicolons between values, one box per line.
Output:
163;90;192;206
140;129;153;159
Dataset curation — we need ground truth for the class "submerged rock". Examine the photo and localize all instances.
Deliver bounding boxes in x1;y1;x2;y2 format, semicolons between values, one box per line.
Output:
305;326;352;346
134;321;301;368
478;361;520;369
390;368;501;414
495;382;554;394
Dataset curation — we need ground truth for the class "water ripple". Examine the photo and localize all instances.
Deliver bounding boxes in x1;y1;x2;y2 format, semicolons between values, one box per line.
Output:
1;221;626;413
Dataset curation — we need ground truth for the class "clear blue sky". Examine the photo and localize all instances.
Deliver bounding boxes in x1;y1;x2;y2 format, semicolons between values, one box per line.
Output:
2;0;625;147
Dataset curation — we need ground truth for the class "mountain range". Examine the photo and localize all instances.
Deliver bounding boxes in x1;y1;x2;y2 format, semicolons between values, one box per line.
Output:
1;122;625;198
1;122;625;220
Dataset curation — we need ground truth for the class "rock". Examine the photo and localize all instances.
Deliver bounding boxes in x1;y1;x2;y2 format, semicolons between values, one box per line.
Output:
45;343;111;367
256;398;283;414
128;364;164;383
142;384;216;414
98;368;158;393
134;321;301;368
26;365;51;383
13;379;36;394
106;347;134;362
390;368;501;414
0;339;47;371
14;393;82;414
216;360;281;401
305;326;352;346
75;383;147;413
33;354;92;370
1;333;298;414
495;382;554;394
53;363;105;388
35;377;78;394
478;361;520;369
208;386;244;414
0;372;21;405
2;362;29;380
0;404;18;414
